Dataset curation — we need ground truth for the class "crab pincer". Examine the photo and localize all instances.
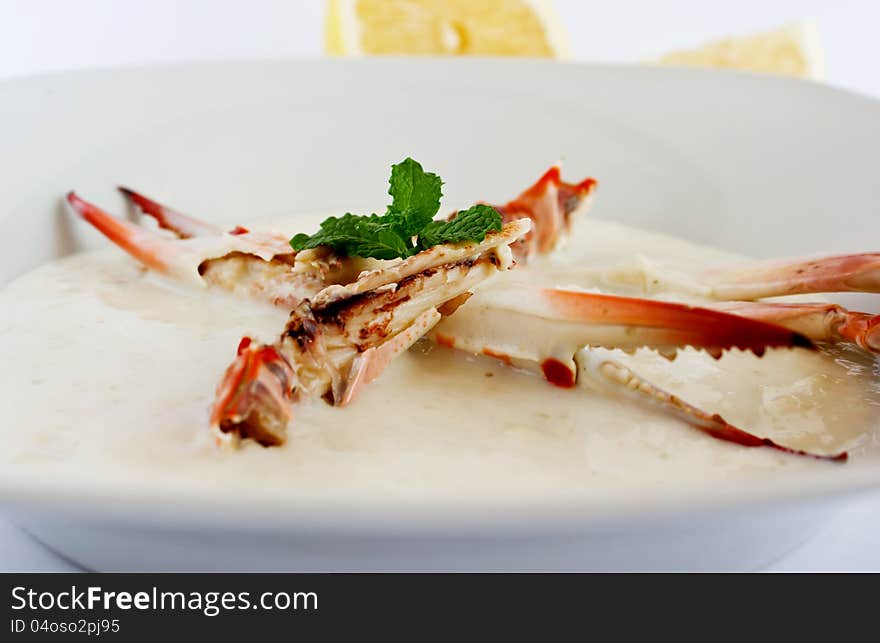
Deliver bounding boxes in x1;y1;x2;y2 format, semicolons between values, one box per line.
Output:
117;186;223;239
66;191;198;280
487;164;597;261
429;284;851;461
433;284;814;385
66;191;324;305
575;348;847;462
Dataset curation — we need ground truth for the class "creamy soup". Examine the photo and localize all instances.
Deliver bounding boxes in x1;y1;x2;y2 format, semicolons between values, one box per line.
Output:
1;215;878;505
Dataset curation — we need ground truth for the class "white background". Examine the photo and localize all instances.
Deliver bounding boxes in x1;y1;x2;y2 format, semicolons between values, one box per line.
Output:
1;0;878;570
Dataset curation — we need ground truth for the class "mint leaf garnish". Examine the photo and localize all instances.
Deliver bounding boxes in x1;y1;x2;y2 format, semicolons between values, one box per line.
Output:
417;204;503;250
386;157;443;237
289;159;501;260
289;213;411;260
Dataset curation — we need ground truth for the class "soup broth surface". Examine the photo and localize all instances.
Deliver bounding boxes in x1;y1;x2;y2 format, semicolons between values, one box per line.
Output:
1;214;877;505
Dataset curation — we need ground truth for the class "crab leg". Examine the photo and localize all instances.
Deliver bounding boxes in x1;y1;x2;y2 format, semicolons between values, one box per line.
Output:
575;349;847;462
573;253;880;300
209;219;531;447
703;253;880;300
539;254;880;355
712;301;880;353
432;284;813;387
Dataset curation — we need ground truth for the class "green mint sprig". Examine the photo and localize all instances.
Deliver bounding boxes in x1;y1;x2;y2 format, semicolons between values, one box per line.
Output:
289;158;502;260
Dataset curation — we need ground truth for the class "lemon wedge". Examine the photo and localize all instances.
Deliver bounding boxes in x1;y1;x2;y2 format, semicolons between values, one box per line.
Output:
325;0;570;58
657;22;825;80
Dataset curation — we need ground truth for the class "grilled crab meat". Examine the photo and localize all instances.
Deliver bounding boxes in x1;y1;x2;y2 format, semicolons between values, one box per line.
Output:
209;220;529;447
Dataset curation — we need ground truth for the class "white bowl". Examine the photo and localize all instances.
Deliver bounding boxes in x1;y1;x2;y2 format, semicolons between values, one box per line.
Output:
1;59;878;571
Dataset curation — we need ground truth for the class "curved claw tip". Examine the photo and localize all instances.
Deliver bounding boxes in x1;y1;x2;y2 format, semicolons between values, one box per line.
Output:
117;185;155;212
538;165;561;184
763;438;848;462
576;177;598;191
115;185;221;239
706;412;846;462
117;186;139;202
66;191;97;220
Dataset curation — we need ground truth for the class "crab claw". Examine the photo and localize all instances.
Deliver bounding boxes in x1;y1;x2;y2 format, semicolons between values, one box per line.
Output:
69;191;306;299
209;337;296;448
575;348;847;462
67;191;202;283
119;186;295;258
704;253;880;300
713;301;880;354
482;165;597;262
118;186;221;238
432;285;814;388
